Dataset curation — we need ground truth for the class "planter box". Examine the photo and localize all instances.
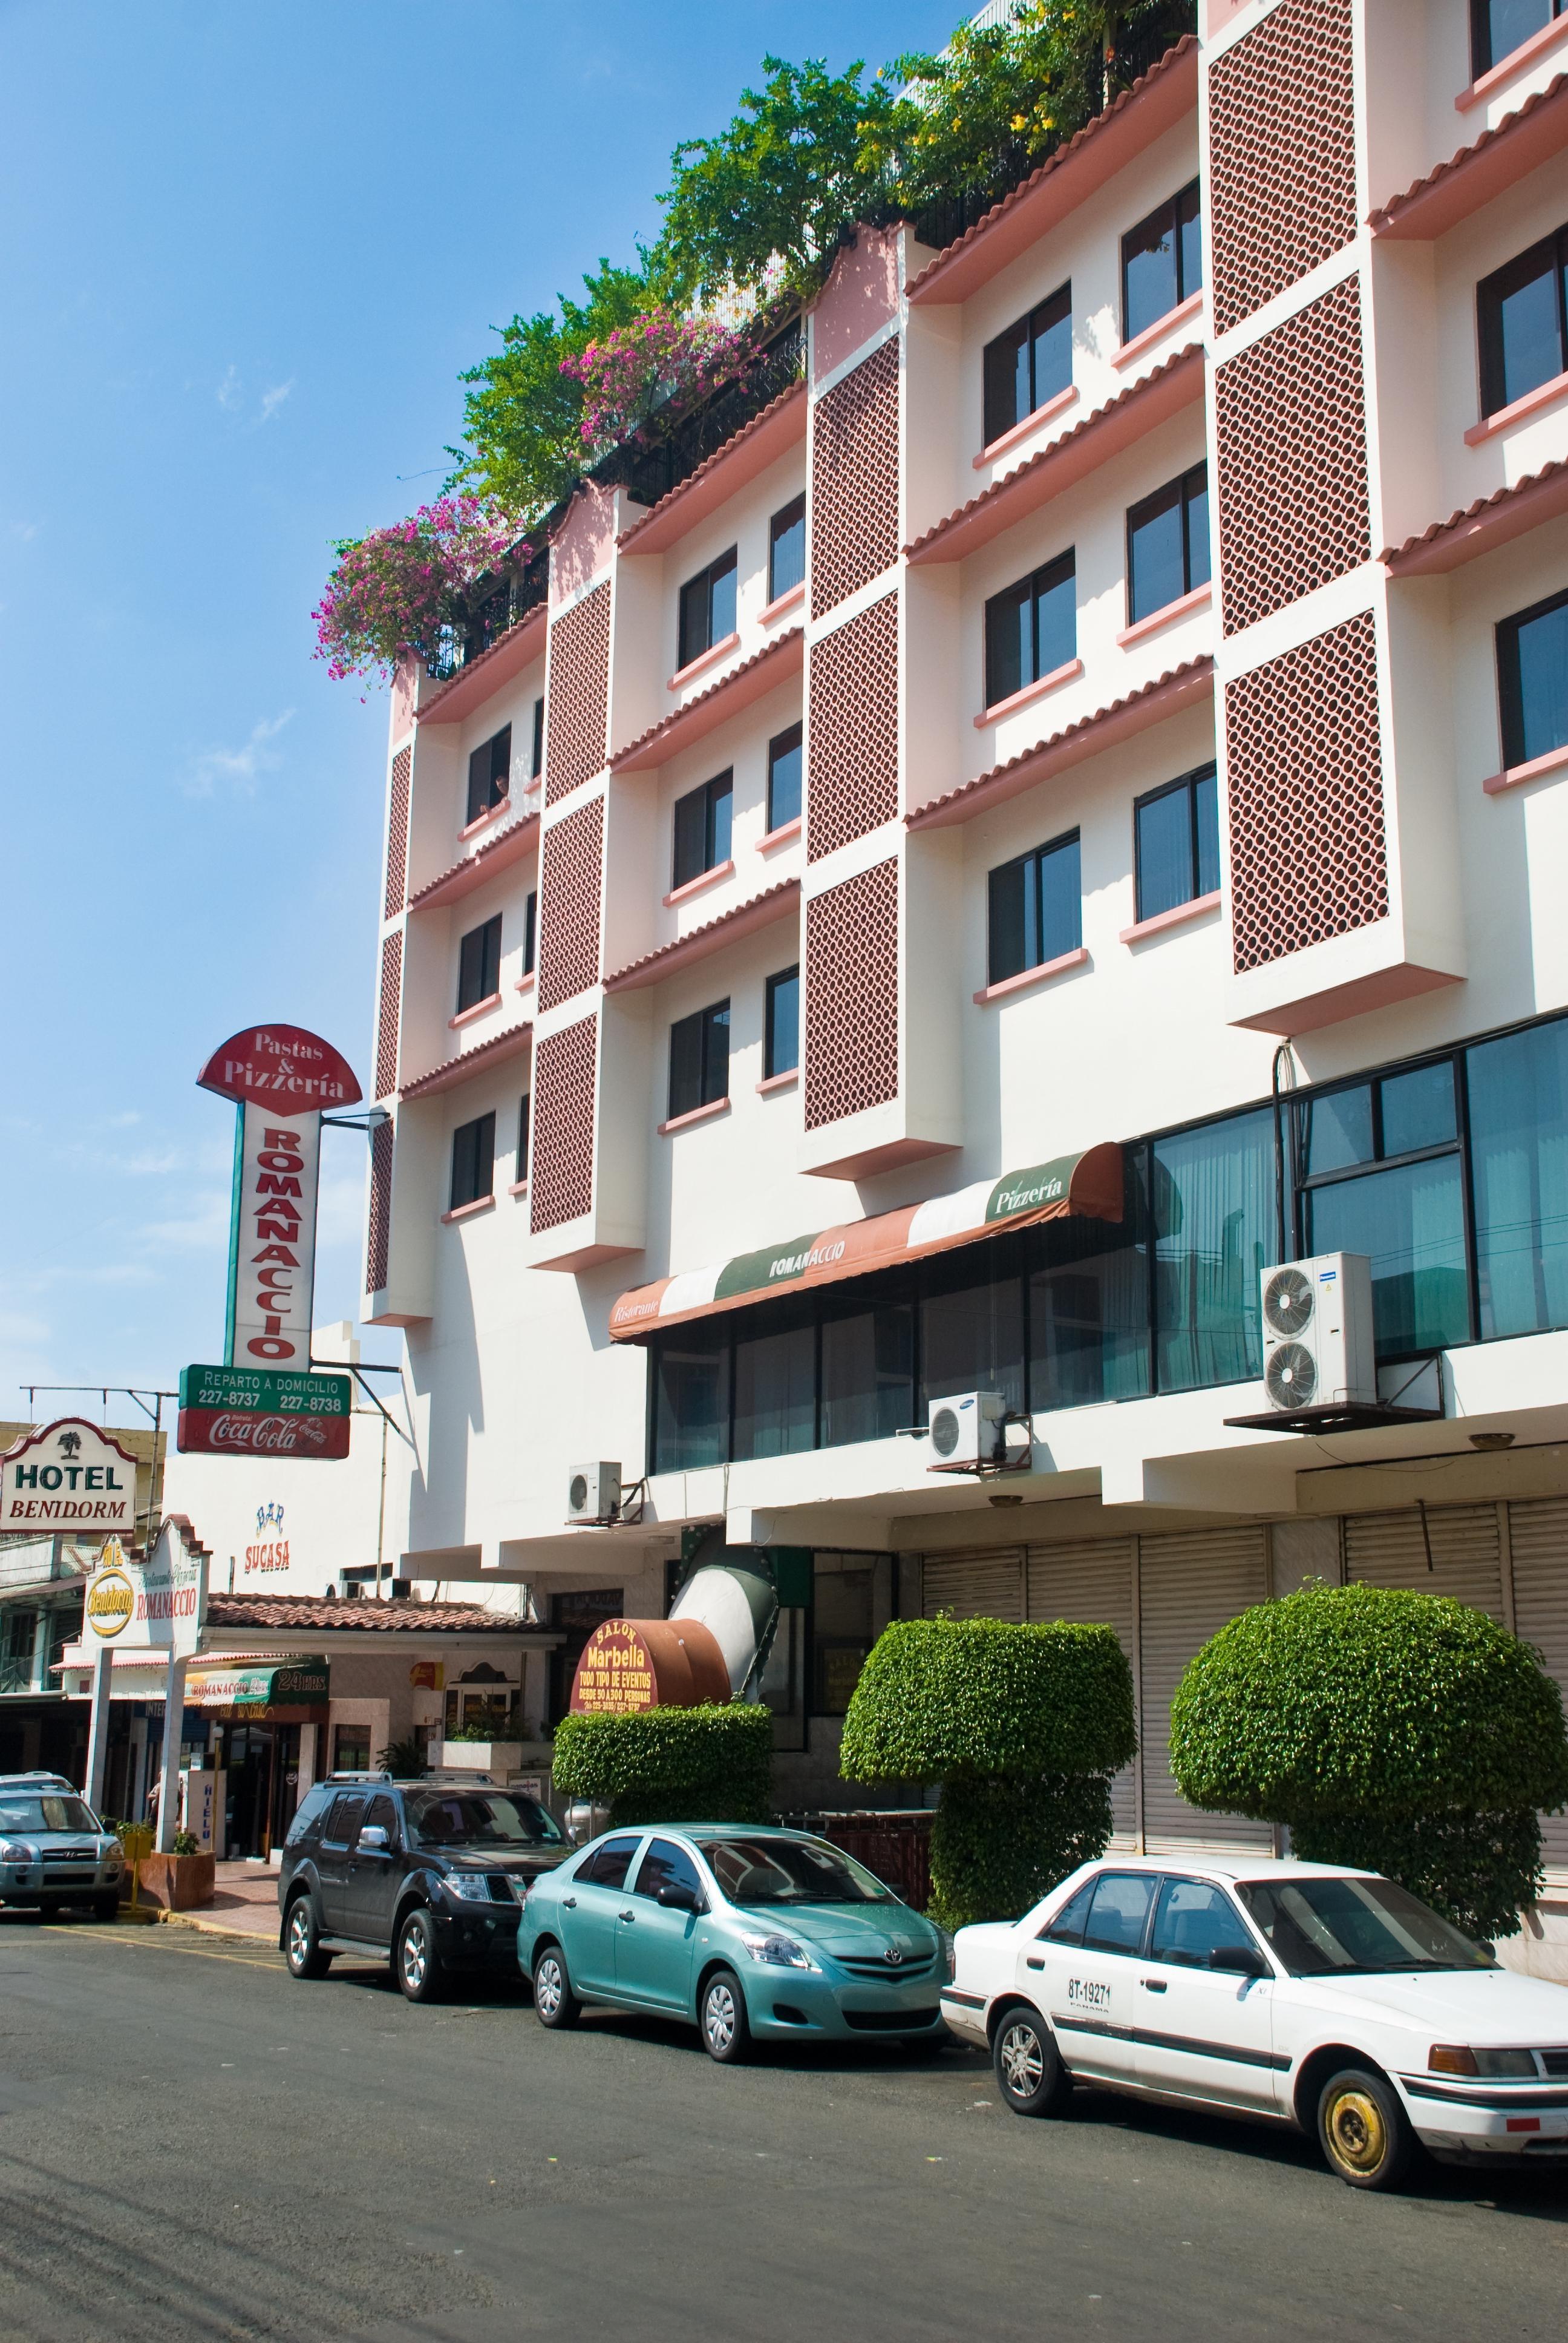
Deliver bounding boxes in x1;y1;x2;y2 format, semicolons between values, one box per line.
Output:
437;1741;524;1775
132;1852;216;1911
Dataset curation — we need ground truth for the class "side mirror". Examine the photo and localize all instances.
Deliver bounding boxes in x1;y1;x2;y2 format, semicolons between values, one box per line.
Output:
358;1824;391;1853
657;1883;700;1913
1210;1943;1270;1979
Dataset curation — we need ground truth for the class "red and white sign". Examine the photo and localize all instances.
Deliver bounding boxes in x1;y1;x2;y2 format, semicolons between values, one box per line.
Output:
198;1024;362;1112
226;1105;324;1368
1;1419;139;1532
176;1407;350;1460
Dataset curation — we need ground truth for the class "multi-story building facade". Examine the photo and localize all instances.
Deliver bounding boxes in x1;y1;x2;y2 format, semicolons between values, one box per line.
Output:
364;2;1568;1968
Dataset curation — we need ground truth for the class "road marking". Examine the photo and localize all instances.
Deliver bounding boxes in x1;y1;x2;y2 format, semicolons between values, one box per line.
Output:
41;1926;283;1971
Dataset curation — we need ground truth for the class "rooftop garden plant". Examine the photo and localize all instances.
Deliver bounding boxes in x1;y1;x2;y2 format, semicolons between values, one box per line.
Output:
312;494;525;692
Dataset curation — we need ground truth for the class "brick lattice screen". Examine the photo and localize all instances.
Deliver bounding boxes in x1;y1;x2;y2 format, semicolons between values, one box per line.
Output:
804;857;900;1130
374;928;402;1101
365;1116;393;1294
545;580;612;806
1208;0;1357;336
384;746;411;919
537;794;604;1013
1226;610;1388;973
1215;275;1369;637
530;1014;598;1233
808;592;900;862
811;336;901;620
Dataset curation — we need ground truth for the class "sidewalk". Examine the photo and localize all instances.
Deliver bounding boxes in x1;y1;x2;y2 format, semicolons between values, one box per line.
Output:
134;1859;280;1941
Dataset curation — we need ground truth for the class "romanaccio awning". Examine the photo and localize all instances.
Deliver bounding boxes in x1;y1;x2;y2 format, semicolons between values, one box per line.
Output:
609;1144;1121;1340
183;1656;330;1709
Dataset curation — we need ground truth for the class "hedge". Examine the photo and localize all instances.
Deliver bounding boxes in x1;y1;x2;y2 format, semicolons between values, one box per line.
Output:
928;1774;1116;1935
550;1702;772;1827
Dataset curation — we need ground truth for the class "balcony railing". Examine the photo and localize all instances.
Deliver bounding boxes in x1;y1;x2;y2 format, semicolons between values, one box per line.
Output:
422;548;550;686
0;1653;38;1695
597;318;806;513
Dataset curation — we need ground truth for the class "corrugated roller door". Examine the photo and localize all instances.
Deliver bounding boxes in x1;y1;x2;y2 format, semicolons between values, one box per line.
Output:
1507;1499;1568;1872
922;1548;1024;1623
1028;1540;1138;1841
1138;1530;1272;1853
1343;1506;1503;1619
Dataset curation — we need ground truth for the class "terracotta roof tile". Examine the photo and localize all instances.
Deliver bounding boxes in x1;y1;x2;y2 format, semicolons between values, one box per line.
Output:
616;378;807;555
609;624;804;772
604;878;800;991
1368;73;1568;238
1379;459;1568;574
205;1593;535;1634
399;1020;532;1103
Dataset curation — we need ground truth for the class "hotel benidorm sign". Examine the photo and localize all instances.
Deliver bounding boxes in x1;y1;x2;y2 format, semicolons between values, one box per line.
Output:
1;1420;139;1533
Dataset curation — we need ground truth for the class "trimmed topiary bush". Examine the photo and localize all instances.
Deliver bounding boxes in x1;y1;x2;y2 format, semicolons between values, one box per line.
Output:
840;1617;1137;1930
550;1702;772;1827
1169;1582;1568;1939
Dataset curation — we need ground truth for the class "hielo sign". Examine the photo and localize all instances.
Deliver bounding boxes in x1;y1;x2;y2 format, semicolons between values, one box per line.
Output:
1;1420;139;1533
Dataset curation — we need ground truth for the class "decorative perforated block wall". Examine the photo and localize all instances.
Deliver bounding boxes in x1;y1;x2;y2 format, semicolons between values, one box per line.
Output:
530;1014;597;1234
366;1116;393;1294
808;592;899;863
811;335;900;621
1226;610;1388;973
1215;275;1369;637
545;580;611;806
384;746;410;919
537;795;604;1014
804;857;899;1130
1208;0;1357;336
374;928;402;1101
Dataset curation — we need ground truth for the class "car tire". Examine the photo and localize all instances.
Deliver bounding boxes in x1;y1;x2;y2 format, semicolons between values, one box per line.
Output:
532;1944;581;2030
993;2005;1072;2117
92;1894;119;1922
396;1908;446;2004
699;1967;751;2065
284;1895;333;1981
1316;2066;1414;2191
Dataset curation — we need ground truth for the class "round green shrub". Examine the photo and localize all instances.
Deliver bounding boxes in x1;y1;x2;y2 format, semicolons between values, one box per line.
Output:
839;1617;1137;1784
927;1773;1114;1936
1290;1807;1545;1944
550;1702;772;1827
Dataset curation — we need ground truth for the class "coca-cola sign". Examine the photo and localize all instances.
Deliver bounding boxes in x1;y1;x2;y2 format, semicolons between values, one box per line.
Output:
175;1407;351;1461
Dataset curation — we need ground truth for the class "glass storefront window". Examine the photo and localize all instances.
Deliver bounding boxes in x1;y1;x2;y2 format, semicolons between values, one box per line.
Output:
1303;1086;1373;1177
920;1247;1025;1415
733;1309;815;1460
1468;1017;1568;1339
1307;1156;1469;1354
1154;1107;1273;1392
1029;1163;1150;1409
820;1295;914;1447
812;1558;878;1715
1381;1061;1456;1158
652;1323;730;1471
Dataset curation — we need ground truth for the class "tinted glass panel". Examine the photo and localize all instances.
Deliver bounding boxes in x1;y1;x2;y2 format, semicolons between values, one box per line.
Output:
1307;1156;1469;1354
984;314;1031;445
678;571;708;669
733;1313;815;1459
769;496;806;601
1381;1062;1456;1158
1475;0;1555;76
1029;1165;1151;1409
1187;471;1211;589
1123;203;1178;342
1036;557;1076;678
653;1324;729;1470
457;914;501;1011
710;775;733;867
673;783;712;890
1082;1872;1156;1955
1176;180;1203;298
1150;1878;1258;1968
768;724;803;831
1154;1107;1272;1391
984;578;1031;707
1193;767;1220;898
921;1255;1025;1414
1031;286;1073;407
1128;477;1186;623
1135;784;1195;920
449;1112;495;1211
766;967;799;1078
1304;1086;1374;1176
1038;834;1081;962
634;1838;704;1902
988;856;1030;985
708;549;737;643
1040;1879;1096;1944
1480;233;1566;414
579;1835;641;1890
1500;589;1568;769
1467;1016;1568;1339
322;1793;367;1844
820;1296;913;1447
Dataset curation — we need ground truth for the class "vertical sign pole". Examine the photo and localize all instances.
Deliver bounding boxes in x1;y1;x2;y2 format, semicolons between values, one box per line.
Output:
223;1103;245;1369
84;1640;114;1815
154;1650;189;1856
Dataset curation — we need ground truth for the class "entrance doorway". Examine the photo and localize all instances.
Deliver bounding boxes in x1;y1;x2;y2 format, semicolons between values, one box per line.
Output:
215;1720;304;1859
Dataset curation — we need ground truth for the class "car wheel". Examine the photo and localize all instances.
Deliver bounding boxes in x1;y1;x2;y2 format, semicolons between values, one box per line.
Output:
1316;2066;1414;2191
284;1895;333;1981
532;1944;580;2030
92;1894;119;1922
700;1967;750;2065
993;2005;1072;2117
396;1909;446;2004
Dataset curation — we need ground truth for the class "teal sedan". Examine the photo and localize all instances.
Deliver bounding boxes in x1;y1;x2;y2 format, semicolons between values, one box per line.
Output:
517;1824;950;2061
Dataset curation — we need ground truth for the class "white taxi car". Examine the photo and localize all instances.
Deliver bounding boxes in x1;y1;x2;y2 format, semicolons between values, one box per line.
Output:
940;1853;1568;2189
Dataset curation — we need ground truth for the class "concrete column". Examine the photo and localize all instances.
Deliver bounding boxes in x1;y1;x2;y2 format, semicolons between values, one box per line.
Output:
297;1720;317;1798
153;1653;189;1855
83;1642;114;1812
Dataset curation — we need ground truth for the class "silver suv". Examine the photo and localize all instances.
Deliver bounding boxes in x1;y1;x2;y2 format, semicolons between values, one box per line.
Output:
0;1773;123;1920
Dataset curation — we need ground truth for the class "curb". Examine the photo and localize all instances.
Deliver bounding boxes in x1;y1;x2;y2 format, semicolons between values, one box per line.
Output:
157;1908;280;1945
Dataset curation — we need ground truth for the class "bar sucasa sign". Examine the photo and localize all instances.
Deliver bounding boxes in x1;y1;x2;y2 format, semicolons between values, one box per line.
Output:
1;1420;139;1532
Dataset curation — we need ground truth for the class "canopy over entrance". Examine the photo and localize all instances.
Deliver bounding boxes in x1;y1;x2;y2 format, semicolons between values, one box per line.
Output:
609;1144;1122;1340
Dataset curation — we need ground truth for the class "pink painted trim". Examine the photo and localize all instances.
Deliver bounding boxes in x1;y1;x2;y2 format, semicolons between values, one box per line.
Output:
1483;739;1568;794
658;1096;730;1136
1117;581;1212;647
449;992;501;1029
1465;367;1568;443
508;1179;529;1198
459;798;511;841
1457;11;1568;108
1111;288;1204;371
759;816;803;851
975;658;1082;729
440;1194;495;1225
515;971;535;992
1119;888;1221;945
663;859;735;908
972;946;1089;1004
973;385;1079;468
759;580;805;623
756;1067;799;1095
668;631;740;691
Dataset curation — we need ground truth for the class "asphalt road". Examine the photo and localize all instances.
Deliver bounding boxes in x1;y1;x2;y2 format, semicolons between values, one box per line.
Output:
1;1913;1564;2343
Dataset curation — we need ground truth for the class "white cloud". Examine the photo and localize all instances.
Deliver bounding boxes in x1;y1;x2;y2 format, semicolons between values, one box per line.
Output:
185;709;294;799
139;1190;234;1253
10;520;39;543
257;379;294;425
217;362;243;411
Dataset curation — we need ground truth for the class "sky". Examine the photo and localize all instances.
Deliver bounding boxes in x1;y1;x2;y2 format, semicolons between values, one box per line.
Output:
0;0;956;1424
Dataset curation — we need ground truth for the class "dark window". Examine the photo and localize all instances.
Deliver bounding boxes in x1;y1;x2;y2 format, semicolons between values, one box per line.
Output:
652;1320;730;1470
920;1235;1026;1417
633;1838;704;1903
1471;0;1563;79
1126;463;1210;624
449;1111;495;1211
1122;180;1203;344
982;281;1073;447
516;1093;530;1185
523;890;537;977
734;1299;815;1460
767;723;803;833
322;1791;367;1843
1039;1879;1097;1944
987;831;1081;985
820;1290;913;1448
1299;1064;1469;1357
1149;1878;1258;1968
577;1834;642;1890
765;966;799;1079
465;726;511;826
678;547;738;670
671;771;733;891
1497;585;1568;770
984;549;1076;710
769;494;806;602
1469;1015;1568;1338
530;695;544;779
457;913;502;1012
814;1559;877;1715
358;1794;399;1849
668;1000;730;1121
1030;1162;1151;1411
1154;1105;1272;1393
1082;1872;1157;1955
1478;225;1568;416
1134;762;1220;923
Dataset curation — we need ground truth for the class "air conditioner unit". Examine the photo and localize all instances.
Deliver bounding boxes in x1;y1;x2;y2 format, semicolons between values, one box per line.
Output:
1259;1254;1374;1412
927;1391;1007;1470
566;1462;621;1525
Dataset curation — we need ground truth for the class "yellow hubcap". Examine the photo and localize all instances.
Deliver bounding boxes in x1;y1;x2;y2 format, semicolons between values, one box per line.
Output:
1327;2088;1387;2174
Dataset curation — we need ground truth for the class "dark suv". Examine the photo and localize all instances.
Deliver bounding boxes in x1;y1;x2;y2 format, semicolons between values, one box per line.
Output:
278;1772;570;2002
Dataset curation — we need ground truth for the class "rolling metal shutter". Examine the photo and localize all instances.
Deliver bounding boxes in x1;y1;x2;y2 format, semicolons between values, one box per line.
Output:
1137;1529;1272;1854
1342;1505;1503;1619
921;1548;1024;1623
1506;1499;1568;1872
1027;1539;1138;1841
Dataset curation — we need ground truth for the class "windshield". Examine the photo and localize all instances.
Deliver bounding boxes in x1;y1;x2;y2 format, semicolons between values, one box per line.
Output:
404;1790;563;1850
1236;1875;1495;1977
0;1795;99;1835
704;1837;895;1908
